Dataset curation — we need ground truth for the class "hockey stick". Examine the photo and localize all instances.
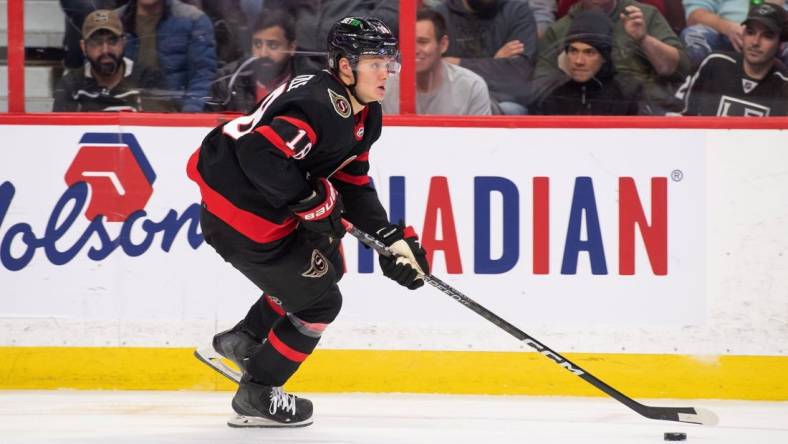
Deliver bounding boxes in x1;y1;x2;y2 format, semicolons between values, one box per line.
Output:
343;220;718;426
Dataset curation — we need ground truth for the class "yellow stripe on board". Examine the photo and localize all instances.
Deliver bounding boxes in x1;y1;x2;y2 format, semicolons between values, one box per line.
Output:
0;347;786;400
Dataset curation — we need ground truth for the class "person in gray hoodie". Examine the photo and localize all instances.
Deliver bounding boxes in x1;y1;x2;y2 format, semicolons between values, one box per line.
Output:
434;0;538;114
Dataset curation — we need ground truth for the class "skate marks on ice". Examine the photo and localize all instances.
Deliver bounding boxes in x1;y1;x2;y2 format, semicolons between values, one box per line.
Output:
0;391;787;444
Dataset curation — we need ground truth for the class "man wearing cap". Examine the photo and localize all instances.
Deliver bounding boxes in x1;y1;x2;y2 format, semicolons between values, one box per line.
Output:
677;3;788;116
531;10;640;114
53;9;165;112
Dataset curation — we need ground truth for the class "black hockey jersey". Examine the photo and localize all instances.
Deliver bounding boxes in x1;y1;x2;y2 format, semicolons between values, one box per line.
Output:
187;70;389;243
677;53;788;116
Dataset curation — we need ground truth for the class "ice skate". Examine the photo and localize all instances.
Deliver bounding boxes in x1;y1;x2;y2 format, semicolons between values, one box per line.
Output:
228;375;313;428
194;321;259;383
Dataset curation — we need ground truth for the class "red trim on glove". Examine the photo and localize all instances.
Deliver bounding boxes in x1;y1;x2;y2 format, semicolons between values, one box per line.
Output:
293;178;338;221
403;225;418;239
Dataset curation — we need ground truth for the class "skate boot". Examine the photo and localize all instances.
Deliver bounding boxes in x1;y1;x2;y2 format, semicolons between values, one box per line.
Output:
228;375;314;428
194;321;259;383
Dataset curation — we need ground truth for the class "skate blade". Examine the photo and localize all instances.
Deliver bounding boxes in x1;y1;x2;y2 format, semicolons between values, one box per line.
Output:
194;348;241;383
227;414;313;428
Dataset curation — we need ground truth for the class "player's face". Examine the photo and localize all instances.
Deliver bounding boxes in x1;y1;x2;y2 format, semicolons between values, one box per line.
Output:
415;20;447;74
354;55;401;102
82;30;125;76
251;26;295;69
567;42;603;83
742;22;780;67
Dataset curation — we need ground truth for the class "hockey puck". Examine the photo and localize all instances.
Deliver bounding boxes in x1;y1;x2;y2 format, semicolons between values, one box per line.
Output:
664;432;687;441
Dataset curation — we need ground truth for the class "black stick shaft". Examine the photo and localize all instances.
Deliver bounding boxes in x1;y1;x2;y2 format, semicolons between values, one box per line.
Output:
343;221;704;423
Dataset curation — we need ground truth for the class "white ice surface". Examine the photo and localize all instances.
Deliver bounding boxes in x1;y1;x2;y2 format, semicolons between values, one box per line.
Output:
1;391;786;444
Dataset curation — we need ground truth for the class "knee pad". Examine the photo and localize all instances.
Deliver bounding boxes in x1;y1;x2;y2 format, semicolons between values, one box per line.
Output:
286;284;343;338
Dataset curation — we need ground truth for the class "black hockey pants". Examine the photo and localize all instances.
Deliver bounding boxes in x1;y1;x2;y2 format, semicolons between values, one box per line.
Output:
200;207;344;386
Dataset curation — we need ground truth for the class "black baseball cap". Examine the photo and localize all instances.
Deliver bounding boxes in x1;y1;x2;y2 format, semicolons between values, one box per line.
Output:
742;3;787;40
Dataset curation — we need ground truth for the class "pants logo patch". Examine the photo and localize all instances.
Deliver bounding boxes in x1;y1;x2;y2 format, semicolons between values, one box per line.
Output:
302;249;329;278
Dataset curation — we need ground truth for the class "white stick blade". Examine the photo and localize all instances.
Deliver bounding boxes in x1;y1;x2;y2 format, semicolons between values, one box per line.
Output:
678;407;719;426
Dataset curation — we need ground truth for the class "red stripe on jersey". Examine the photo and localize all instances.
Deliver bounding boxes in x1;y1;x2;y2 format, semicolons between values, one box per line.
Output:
266;294;286;316
186;148;298;243
255;126;292;158
267;330;309;362
355;151;369;162
275;116;317;144
333;170;370;186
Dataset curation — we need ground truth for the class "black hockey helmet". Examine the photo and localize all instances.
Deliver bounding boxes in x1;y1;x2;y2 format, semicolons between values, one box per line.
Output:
327;17;400;104
328;17;399;70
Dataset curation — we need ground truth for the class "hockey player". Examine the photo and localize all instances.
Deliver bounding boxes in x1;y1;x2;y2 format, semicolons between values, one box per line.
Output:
676;3;788;116
186;17;430;428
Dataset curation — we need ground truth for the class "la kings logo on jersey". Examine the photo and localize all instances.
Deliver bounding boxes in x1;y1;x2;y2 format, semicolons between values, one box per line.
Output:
716;95;771;116
741;78;758;94
302;249;329;278
328;89;352;118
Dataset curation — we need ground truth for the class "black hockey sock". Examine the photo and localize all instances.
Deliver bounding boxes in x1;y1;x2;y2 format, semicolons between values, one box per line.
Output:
242;294;285;341
245;285;342;386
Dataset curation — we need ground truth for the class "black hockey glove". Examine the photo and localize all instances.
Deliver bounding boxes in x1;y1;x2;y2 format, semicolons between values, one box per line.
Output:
289;178;345;240
376;223;430;290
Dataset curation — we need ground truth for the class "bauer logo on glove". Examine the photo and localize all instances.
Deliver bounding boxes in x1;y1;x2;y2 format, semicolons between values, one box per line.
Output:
289;178;345;240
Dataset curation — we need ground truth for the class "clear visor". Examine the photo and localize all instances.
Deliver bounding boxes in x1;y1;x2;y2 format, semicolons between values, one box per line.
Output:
354;54;402;75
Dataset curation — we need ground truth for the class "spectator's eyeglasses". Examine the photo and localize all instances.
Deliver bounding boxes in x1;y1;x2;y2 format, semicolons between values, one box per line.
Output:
86;35;122;49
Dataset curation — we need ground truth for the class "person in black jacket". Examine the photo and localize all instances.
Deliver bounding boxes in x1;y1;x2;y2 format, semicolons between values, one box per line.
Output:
207;9;299;112
189;17;429;428
676;4;788;117
532;10;639;115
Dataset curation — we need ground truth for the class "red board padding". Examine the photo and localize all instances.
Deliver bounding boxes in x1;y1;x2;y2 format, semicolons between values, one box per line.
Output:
0;113;787;129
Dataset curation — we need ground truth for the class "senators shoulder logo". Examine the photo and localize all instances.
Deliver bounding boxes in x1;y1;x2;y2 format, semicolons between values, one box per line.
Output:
328;89;352;118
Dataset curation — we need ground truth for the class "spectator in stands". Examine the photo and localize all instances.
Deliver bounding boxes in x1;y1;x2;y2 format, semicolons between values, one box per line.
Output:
556;0;688;34
196;0;247;66
264;0;400;72
60;0;127;69
208;10;298;112
676;3;788;116
537;0;690;114
680;0;749;69
53;10;164;112
532;10;639;114
434;0;538;114
382;8;492;115
530;0;559;37
115;0;217;112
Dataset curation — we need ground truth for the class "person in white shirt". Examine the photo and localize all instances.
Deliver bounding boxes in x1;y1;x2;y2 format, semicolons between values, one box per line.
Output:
383;7;492;115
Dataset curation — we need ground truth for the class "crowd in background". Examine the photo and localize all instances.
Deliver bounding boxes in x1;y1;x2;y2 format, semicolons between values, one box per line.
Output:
52;0;788;116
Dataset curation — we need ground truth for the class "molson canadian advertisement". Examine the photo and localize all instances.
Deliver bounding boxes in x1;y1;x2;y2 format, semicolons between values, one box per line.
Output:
0;124;705;351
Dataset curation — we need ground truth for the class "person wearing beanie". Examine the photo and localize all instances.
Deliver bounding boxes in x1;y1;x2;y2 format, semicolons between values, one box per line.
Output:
532;10;640;115
676;3;788;116
536;0;689;114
